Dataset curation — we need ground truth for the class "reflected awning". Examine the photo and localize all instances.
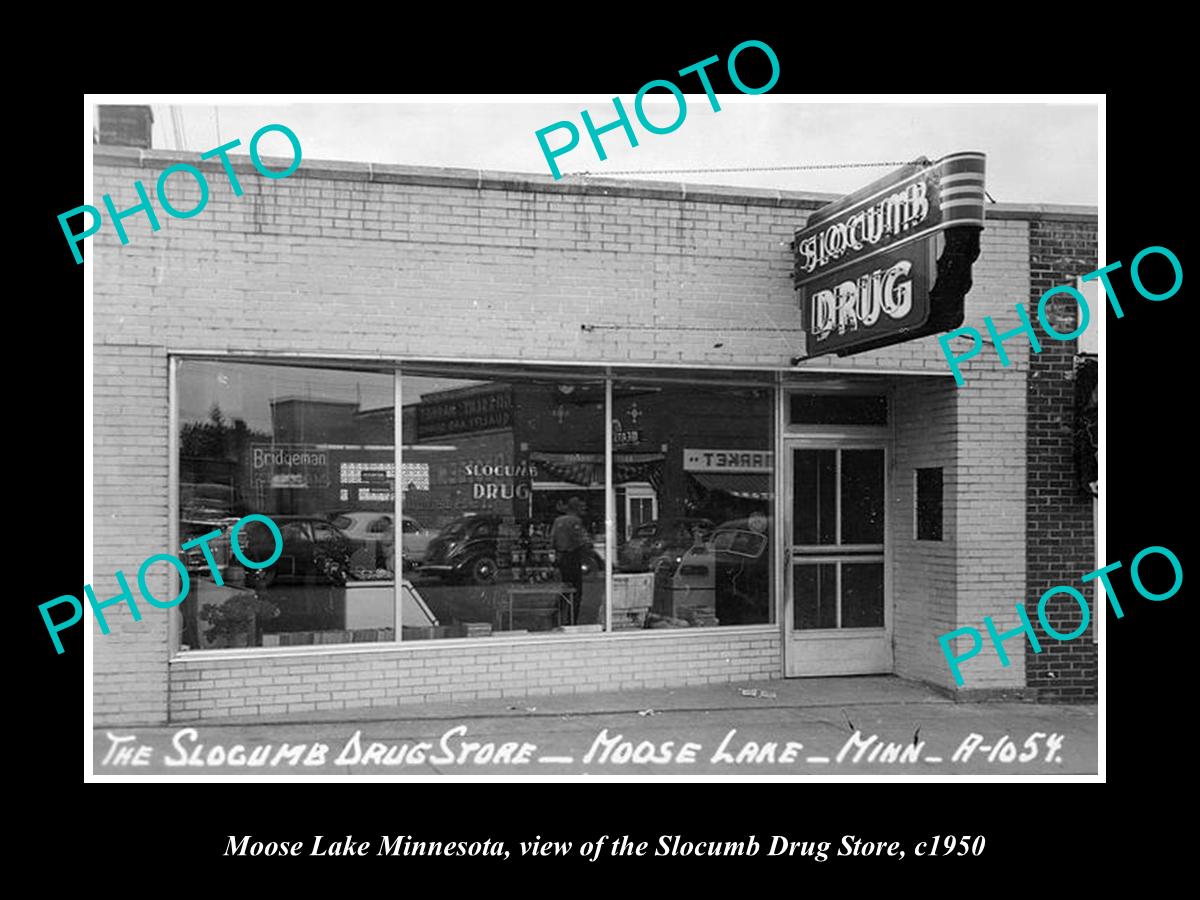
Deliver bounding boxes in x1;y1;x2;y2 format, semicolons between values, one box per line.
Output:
530;451;664;488
689;472;774;500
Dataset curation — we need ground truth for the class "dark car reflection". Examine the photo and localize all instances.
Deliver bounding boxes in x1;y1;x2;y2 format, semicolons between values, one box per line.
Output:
618;518;715;573
419;515;505;584
237;516;353;587
667;519;770;625
420;514;604;585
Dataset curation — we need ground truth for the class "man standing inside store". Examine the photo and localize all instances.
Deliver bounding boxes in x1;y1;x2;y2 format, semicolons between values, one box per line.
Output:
551;496;588;625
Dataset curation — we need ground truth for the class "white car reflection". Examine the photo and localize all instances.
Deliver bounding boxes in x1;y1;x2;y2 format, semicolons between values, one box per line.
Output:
330;512;436;566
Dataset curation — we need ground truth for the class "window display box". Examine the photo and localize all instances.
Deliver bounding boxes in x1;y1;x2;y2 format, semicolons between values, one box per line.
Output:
612;572;654;630
343;580;439;631
654;583;719;626
613;572;655;609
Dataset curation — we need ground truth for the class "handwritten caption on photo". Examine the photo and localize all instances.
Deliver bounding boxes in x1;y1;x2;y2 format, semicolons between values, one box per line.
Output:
41;514;283;654
61;123;302;264
100;724;1064;770
221;833;985;861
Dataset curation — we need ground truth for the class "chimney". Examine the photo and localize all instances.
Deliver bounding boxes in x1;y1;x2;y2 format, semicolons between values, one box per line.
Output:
96;105;154;149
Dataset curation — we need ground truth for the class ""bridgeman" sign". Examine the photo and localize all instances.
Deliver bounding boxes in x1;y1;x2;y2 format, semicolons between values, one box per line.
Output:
793;152;986;357
250;444;330;488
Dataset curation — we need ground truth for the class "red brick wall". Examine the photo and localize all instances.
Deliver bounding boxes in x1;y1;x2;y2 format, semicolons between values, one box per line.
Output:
1025;217;1098;700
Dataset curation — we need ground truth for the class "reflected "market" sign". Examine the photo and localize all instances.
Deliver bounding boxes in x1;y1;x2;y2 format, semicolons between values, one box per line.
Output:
793;152;986;357
684;449;773;473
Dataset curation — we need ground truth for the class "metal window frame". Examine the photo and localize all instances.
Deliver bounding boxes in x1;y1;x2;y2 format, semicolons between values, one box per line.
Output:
394;369;403;637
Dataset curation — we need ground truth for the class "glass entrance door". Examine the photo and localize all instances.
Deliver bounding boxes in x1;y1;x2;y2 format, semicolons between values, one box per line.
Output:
785;442;892;676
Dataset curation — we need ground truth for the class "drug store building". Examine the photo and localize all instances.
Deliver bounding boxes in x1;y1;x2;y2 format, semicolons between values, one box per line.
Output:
92;137;1099;727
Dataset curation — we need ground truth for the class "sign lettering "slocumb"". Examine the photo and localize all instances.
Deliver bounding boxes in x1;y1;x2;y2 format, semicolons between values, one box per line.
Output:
793;152;987;357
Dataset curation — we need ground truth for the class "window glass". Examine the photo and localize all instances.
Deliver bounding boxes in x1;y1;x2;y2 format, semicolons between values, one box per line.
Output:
402;373;606;639
790;393;887;425
841;562;885;627
280;521;310;542
790;447;886;631
311;521;339;541
179;363;780;647
612;381;774;628
793;449;836;545
366;516;392;534
178;360;396;650
916;467;944;541
794;563;837;630
841;449;885;545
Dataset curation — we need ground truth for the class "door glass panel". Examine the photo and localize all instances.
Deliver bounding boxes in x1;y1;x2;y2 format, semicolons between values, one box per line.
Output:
790;446;886;632
841;562;884;628
793;563;837;630
841;449;885;545
793;449;836;545
790;393;887;426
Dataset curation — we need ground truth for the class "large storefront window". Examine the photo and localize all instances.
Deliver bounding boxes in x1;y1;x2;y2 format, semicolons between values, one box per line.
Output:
611;380;775;628
176;360;779;653
177;360;396;649
401;371;606;638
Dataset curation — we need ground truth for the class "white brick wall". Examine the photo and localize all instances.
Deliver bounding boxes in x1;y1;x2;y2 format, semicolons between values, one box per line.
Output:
169;631;780;720
92;151;1076;723
892;376;958;687
889;219;1031;690
951;220;1030;689
93;344;172;723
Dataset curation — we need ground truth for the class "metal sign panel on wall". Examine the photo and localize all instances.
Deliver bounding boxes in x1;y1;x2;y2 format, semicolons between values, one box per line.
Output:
793;151;986;357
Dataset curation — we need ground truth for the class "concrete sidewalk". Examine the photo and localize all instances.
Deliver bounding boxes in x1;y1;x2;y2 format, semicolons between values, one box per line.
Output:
92;676;1098;776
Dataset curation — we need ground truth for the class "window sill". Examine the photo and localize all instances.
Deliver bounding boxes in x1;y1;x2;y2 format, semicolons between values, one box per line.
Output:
169;623;779;664
790;627;886;640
